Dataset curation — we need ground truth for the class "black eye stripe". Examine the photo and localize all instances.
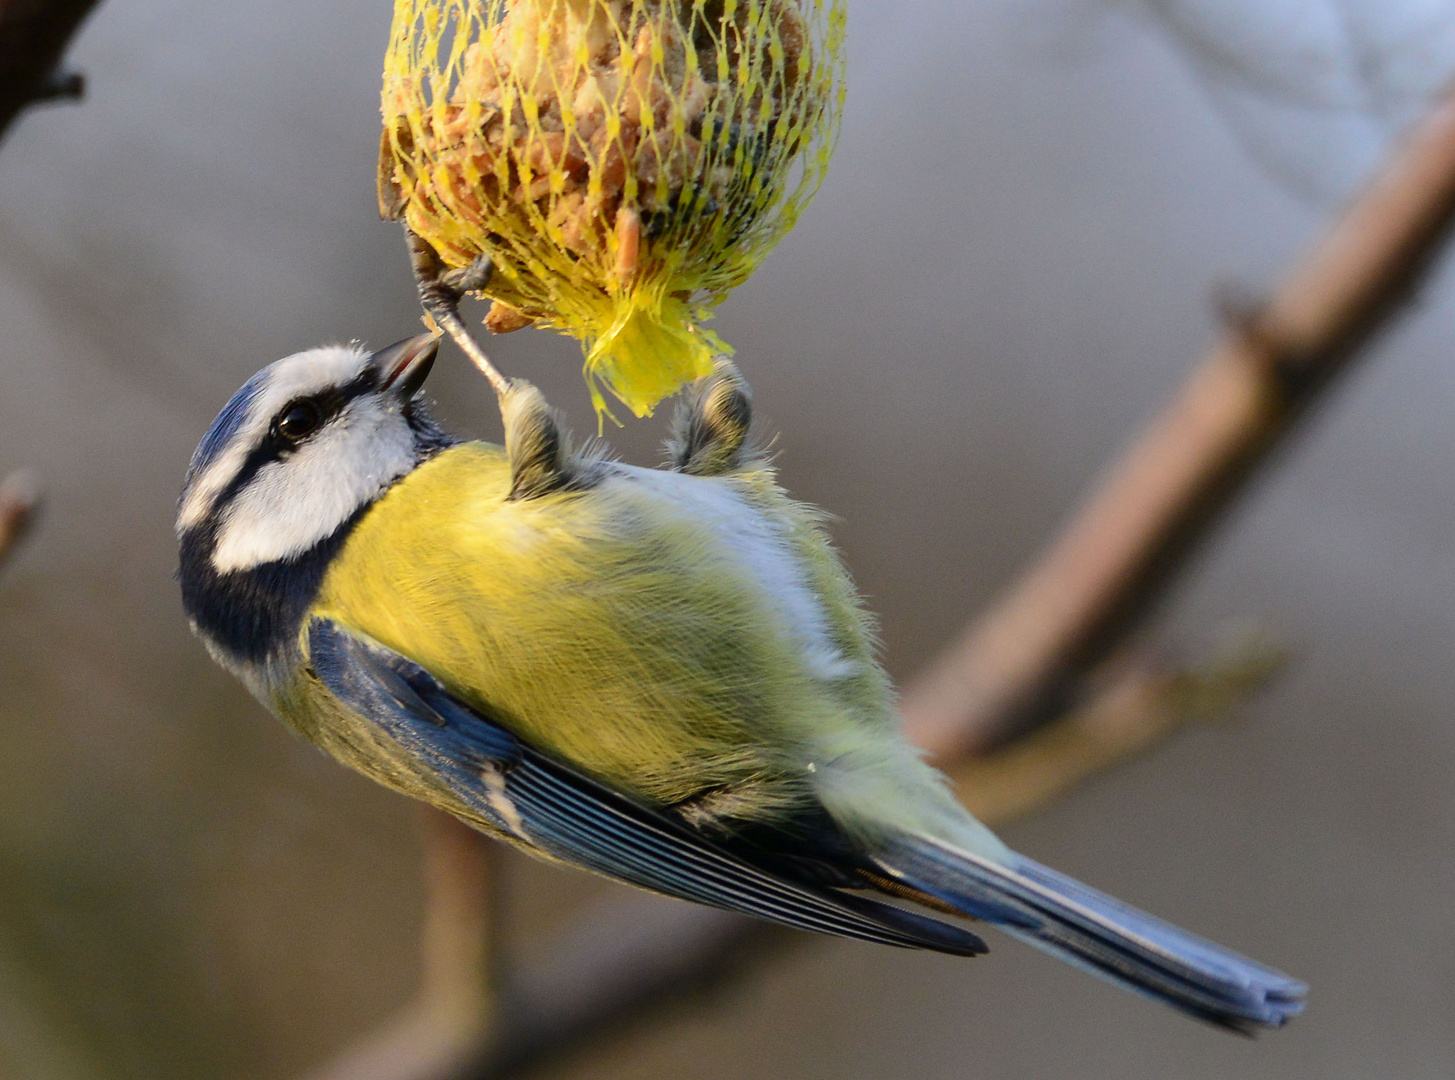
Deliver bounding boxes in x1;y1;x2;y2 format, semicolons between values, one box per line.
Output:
268;371;380;449
209;370;385;515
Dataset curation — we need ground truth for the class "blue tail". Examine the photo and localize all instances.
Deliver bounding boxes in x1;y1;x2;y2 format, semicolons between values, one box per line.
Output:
870;834;1306;1030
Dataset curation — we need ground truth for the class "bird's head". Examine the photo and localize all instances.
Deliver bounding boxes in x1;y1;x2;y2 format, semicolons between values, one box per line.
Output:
177;335;451;681
177;334;447;572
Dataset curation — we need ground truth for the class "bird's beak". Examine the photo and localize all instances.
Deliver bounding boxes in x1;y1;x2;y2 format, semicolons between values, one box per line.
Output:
372;333;440;400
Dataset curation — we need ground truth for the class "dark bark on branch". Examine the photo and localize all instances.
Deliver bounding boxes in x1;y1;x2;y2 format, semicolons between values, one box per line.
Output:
0;0;99;146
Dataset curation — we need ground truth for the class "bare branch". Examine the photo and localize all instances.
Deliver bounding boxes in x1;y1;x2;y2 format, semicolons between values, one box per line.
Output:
0;0;101;145
899;80;1455;761
302;811;500;1080
0;469;40;571
950;630;1284;825
477;898;775;1079
0;6;94;564
309;55;1455;1080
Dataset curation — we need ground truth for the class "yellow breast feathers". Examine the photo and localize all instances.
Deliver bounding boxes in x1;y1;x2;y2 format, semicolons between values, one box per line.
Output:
306;443;899;812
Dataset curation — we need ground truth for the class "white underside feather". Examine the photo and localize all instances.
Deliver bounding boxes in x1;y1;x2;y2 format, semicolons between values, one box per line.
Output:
610;466;860;683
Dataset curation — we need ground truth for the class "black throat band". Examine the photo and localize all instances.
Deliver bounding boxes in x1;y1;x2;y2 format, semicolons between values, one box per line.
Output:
178;400;456;668
178;506;368;668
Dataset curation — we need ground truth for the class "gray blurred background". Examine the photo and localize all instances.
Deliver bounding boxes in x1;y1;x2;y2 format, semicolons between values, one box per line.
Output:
1;0;1453;1077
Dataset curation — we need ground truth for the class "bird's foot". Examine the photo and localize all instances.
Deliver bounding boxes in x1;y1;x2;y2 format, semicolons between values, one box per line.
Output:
501;382;590;501
666;359;754;476
405;228;511;398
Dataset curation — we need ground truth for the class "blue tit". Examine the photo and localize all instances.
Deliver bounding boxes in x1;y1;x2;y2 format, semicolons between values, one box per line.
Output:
176;335;1305;1030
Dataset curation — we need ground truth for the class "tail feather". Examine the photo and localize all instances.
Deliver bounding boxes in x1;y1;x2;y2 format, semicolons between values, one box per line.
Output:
871;835;1306;1031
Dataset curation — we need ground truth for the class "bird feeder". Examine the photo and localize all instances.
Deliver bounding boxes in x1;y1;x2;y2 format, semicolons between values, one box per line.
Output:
380;0;846;420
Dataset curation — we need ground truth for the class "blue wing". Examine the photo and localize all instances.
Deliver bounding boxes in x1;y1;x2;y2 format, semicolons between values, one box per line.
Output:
307;617;985;956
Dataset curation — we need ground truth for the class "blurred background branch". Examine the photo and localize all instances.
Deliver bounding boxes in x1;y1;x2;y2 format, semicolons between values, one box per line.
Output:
0;470;40;572
0;1;97;579
307;63;1455;1080
0;0;98;145
900;72;1455;761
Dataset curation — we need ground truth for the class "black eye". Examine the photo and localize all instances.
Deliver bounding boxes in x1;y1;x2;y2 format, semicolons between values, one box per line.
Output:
275;401;322;445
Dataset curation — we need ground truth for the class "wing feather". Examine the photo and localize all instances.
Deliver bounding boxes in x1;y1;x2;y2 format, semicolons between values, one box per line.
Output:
308;618;984;956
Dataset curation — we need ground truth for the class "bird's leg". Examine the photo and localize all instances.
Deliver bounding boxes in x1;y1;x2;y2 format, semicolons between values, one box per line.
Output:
442;253;496;298
665;358;753;475
405;228;512;399
404;228;581;499
500;382;582;500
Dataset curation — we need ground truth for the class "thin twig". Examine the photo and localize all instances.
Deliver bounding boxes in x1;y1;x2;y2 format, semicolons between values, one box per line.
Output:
950;629;1284;825
0;6;95;573
0;0;99;146
900;78;1455;761
303;811;500;1080
0;470;40;571
478;896;778;1079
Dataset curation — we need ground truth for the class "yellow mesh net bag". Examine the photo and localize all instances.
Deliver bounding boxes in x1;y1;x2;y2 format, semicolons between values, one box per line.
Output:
380;0;846;419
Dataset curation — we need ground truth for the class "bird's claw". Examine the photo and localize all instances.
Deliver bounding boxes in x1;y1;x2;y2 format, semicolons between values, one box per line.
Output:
404;228;512;399
667;359;754;476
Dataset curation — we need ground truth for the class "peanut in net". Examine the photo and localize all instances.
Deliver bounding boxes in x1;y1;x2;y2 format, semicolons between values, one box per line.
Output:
380;0;846;420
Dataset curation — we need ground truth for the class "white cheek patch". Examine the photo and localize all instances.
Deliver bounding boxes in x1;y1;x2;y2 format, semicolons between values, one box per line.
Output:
178;438;254;533
211;402;417;572
178;345;373;534
614;466;860;683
